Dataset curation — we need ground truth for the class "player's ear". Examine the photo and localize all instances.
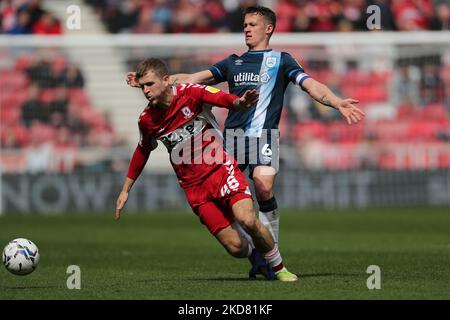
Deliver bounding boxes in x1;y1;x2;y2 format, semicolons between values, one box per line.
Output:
265;24;274;36
162;74;170;86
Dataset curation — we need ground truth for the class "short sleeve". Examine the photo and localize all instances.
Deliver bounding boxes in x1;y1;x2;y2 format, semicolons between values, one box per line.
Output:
282;52;310;89
209;57;229;84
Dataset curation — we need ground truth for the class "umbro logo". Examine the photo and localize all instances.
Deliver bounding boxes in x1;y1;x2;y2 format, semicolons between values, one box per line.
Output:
235;59;243;66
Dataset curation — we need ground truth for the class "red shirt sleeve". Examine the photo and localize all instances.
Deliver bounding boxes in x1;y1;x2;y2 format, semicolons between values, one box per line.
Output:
127;143;150;180
188;85;240;110
127;121;157;180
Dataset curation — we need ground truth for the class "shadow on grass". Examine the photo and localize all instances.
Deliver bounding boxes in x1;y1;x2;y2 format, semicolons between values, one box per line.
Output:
134;277;258;282
1;285;59;290
300;272;362;278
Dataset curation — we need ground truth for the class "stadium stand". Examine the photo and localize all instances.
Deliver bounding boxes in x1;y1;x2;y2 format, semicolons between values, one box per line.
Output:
1;0;449;173
0;47;125;172
80;0;450;34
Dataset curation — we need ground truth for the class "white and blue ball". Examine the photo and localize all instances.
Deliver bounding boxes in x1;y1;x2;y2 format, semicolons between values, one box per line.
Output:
2;238;40;276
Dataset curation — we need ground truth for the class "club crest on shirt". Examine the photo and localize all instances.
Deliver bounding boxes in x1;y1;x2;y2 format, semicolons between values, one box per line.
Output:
181;106;194;119
265;57;276;68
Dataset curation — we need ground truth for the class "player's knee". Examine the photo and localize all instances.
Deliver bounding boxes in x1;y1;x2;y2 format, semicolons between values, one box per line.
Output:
252;176;273;200
237;215;259;233
224;239;246;258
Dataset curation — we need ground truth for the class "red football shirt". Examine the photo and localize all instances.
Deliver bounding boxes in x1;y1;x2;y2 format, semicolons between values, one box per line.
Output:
127;84;240;187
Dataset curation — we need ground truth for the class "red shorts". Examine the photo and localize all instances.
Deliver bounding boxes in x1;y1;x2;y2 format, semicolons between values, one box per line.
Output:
183;161;253;235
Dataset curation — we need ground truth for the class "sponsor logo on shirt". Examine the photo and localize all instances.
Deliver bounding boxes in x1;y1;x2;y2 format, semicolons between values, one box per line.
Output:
158;116;207;151
233;72;270;86
205;86;221;94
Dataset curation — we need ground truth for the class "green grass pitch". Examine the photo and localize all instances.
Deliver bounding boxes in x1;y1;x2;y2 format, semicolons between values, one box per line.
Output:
0;207;449;299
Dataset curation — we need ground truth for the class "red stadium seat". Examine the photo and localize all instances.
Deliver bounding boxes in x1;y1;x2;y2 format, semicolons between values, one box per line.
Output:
406;121;437;141
68;89;90;107
14;55;33;71
294;121;327;140
39;88;58;104
420;104;449;121
51;56;68;73
0;107;20;125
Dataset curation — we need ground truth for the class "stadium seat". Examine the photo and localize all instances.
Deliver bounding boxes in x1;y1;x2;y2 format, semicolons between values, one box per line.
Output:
420;104;449;121
39;88;58;104
406;121;437;141
294;121;327;140
68;89;90;107
14;55;33;71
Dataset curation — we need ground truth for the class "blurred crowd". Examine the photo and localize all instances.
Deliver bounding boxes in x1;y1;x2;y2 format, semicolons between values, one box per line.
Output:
84;0;450;34
0;0;62;35
0;50;126;173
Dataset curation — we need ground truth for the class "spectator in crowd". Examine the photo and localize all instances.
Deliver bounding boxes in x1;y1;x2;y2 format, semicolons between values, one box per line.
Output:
103;0;140;33
391;0;434;31
48;86;69;125
430;1;450;30
21;84;45;127
171;0;200;33
204;0;228;31
190;12;217;33
25;58;54;87
389;63;421;107
20;0;45;30
152;0;173;32
60;64;85;88
366;0;396;30
8;9;32;34
32;11;62;34
66;102;89;145
420;63;446;106
291;4;311;32
275;0;298;32
227;0;259;32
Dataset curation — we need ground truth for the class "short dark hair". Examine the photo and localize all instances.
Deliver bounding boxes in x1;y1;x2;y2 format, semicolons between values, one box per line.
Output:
135;58;169;80
244;6;276;34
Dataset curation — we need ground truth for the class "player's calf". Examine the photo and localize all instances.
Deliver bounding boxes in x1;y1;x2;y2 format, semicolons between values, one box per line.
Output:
215;225;250;258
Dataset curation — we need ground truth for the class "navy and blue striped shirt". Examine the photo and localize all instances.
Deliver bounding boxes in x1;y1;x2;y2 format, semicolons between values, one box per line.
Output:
209;49;310;137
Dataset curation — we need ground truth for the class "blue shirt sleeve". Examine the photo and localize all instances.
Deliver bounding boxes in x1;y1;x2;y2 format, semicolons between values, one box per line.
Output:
282;52;310;89
209;57;229;84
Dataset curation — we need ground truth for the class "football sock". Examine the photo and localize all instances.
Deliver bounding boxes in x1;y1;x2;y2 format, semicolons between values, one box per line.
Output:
264;244;284;272
258;197;280;244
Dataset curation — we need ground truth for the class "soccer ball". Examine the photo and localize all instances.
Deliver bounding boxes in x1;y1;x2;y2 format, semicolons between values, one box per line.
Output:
2;238;40;276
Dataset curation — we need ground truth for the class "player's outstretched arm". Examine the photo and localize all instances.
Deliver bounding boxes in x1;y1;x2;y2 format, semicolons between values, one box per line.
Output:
116;142;152;220
126;70;217;88
116;177;135;220
302;78;365;125
170;70;217;85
